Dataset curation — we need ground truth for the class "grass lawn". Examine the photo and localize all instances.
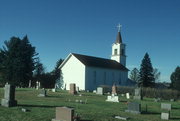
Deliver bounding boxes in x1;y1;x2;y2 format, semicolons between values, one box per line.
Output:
0;88;180;121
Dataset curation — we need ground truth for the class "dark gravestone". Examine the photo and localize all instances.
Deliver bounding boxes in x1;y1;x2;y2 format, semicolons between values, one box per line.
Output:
1;84;17;107
125;102;141;114
133;88;143;100
38;89;47;97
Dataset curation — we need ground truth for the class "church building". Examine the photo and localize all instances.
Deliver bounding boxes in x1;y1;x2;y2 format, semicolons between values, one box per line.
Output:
59;25;128;91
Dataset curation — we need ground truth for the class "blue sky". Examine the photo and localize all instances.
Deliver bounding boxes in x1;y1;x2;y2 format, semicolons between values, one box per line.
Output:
0;0;180;82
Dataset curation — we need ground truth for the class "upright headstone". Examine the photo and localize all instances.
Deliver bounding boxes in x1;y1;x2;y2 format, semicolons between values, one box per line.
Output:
1;84;17;107
69;83;76;95
36;81;39;90
161;103;171;111
28;80;31;88
52;107;74;121
112;84;117;95
38;82;41;88
96;87;104;95
126;93;130;99
161;112;169;120
38;89;47;97
133;88;142;100
125;102;141;114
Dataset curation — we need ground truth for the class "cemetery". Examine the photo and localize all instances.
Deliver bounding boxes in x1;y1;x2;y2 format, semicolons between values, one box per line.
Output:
0;86;180;121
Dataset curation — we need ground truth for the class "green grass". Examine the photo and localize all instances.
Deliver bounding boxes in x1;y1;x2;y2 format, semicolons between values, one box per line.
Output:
0;88;180;121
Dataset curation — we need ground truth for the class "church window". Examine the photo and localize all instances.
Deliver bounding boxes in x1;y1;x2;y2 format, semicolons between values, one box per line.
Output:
93;71;96;84
114;49;118;55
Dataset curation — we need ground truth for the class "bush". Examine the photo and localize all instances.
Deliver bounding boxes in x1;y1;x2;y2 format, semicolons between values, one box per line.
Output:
99;85;180;100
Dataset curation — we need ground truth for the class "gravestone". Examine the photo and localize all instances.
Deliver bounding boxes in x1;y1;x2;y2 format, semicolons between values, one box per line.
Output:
52;107;74;121
161;103;171;111
125;102;141;114
1;84;17;107
126;93;130;99
96;87;104;95
112;84;117;95
36;81;39;90
52;88;56;92
28;80;31;88
69;83;77;95
133;88;142;100
38;89;47;97
106;95;119;102
161;112;169;120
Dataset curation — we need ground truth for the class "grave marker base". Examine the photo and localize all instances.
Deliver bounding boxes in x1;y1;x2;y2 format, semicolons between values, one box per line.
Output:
1;99;17;107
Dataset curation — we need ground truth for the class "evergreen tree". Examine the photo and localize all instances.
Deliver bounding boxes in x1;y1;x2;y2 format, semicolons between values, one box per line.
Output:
33;58;45;87
51;59;64;88
0;36;37;87
170;66;180;91
139;53;155;87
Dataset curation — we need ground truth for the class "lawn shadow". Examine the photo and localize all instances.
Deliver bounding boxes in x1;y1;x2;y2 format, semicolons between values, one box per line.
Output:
80;120;92;121
170;117;180;120
46;95;63;98
18;104;60;108
172;107;180;110
141;111;161;115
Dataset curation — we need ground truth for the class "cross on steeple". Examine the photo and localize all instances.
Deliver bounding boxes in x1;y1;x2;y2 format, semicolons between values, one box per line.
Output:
117;24;122;32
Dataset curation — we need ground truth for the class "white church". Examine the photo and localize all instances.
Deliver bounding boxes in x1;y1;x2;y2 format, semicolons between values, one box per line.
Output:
59;25;129;91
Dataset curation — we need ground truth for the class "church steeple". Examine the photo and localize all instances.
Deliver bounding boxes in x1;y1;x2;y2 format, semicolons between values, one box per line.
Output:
111;24;126;66
115;31;122;43
115;24;122;43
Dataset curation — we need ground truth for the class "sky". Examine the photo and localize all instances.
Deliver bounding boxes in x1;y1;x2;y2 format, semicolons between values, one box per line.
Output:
0;0;180;82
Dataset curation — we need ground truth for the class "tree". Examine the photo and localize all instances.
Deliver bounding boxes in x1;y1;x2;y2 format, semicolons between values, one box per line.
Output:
139;53;155;87
129;68;140;83
0;36;37;87
51;59;64;88
153;68;161;83
170;66;180;91
33;58;45;87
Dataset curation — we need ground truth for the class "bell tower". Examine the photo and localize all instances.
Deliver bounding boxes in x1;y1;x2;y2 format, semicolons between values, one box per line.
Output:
111;24;126;66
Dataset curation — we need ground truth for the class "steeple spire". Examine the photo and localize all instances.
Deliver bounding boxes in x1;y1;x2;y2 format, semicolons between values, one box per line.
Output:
115;24;122;43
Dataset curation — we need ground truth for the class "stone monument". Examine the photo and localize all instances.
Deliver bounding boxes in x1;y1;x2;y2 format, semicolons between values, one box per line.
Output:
96;87;104;95
133;88;143;100
112;84;117;95
125;102;141;114
69;83;77;95
38;89;47;97
106;95;119;102
1;83;17;107
52;107;74;121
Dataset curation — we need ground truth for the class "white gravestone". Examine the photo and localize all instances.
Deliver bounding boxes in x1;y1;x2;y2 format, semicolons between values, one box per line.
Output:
161;112;169;120
106;95;119;102
96;87;104;95
126;93;130;99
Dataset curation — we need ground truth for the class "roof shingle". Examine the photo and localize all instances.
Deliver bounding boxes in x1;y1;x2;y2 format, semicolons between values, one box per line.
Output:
72;53;128;71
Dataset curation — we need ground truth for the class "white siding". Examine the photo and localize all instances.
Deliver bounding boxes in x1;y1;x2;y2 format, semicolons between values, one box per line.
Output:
61;55;85;90
85;67;128;91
